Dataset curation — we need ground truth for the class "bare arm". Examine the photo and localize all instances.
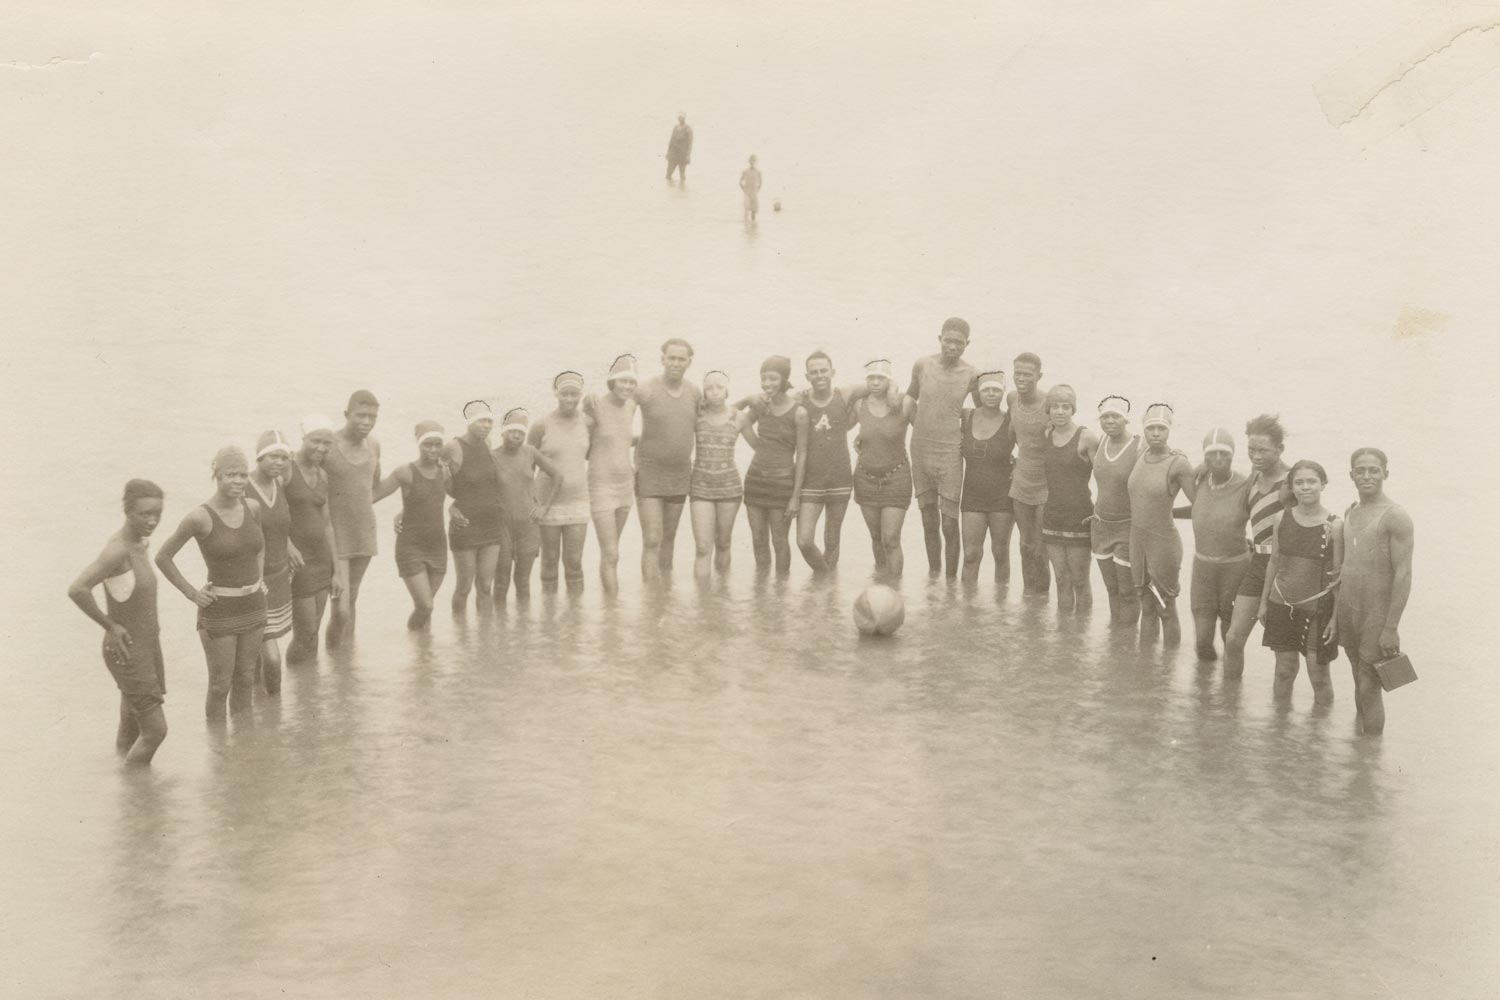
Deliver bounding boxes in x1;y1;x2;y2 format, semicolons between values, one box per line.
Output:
155;509;215;608
1258;527;1279;620
739;409;762;451
1173;455;1197;506
68;538;132;653
1382;509;1415;653
531;447;563;516
372;463;410;504
789;407;809;516
1323;518;1345;642
370;440;382;491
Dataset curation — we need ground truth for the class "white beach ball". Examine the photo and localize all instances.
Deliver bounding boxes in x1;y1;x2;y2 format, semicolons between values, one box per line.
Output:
853;585;905;636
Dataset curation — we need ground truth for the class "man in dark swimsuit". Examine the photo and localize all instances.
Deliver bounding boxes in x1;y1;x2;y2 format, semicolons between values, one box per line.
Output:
666;113;693;182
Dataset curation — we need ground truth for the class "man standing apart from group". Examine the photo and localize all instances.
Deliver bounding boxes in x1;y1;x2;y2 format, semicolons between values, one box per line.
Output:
665;113;693;183
633;339;701;583
1007;353;1052;596
907;318;977;579
1336;448;1414;735
323;391;381;648
740;155;762;222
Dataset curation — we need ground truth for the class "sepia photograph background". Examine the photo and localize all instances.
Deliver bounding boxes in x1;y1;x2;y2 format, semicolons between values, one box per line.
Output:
3;2;1497;997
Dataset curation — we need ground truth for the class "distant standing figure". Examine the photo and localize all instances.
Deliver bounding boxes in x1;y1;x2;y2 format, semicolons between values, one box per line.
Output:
666;112;693;182
740;155;762;221
68;480;169;765
1335;448;1413;735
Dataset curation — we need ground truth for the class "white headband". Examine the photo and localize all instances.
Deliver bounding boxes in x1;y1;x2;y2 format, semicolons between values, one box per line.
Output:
1098;396;1131;419
502;409;530;430
703;370;730;389
463;400;493;423
978;374;1005;393
1143;403;1174;429
865;359;893;378
256;432;292;459
417;431;445;446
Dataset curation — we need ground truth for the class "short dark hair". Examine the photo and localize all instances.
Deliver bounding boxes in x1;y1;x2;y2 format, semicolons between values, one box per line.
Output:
122;478;163;513
941;317;970;338
1013;351;1042;370
1288;459;1327;485
346;389;379;411
1350;446;1388;470
661;337;694;358
1245;413;1285;449
805;350;833;370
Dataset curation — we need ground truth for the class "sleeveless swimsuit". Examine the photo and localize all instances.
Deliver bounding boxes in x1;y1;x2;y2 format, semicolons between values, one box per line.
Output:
636;377;701;500
449;436;503;551
102;546;165;715
800;390;853;503
1262;511;1339;664
1337;502;1403;664
743;402;799;509
534;412;591;526
325;436;379;559
1238;468;1289;599
493;444;541;562
909;356;976;513
1042;426;1093;546
251;477;293;639
1090;435;1140;566
1007;393;1050;506
1188;470;1252;616
1127;449;1192;597
396;463;449;577
195;501;268;637
287;462;333;597
587;394;638;513
690;412;743;501
959;409;1013;513
852;399;912;509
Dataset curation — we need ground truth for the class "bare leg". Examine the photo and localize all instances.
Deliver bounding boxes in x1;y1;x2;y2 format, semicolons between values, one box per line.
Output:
1014;502;1049;596
494;531;515;604
746;505;772;571
1066;546;1092;610
639;498;665;583
288;591;326;664
123;706;167;765
592;507;624;594
1138;586;1161;643
658;499;686;575
562;523;588;592
690;499;716;581
201;631;237;721
796;501;830;573
1224;593;1260;679
450;548;477;612
880;506;907;579
402;570;436;629
919;503;942;576
860;504;886;571
1272;649;1301;705
327;556;370;648
1350;657;1386;734
512;549;537;602
767;506;793;576
823;500;848;569
714;499;739;574
116;696;140;756
1097;558;1122;623
990;511;1015;585
961;511;988;585
538;525;562;589
473;543;500;602
1160;594;1181;645
1306;624;1333;705
259;634;282;695
1046;543;1074;612
1193;610;1220;659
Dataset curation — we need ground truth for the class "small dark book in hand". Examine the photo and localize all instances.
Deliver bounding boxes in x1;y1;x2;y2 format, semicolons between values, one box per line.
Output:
1374;653;1417;692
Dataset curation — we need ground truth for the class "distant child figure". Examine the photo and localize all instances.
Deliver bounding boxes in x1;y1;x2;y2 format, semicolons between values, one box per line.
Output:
740;155;762;221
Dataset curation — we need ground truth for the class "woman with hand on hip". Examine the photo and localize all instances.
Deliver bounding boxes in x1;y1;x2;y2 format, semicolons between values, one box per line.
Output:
67;479;170;764
155;446;267;721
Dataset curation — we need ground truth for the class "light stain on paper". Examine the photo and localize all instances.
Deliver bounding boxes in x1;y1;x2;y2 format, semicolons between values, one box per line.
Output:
1393;305;1448;340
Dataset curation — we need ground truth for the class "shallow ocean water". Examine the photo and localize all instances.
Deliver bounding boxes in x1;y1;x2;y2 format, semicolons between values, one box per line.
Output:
3;4;1498;998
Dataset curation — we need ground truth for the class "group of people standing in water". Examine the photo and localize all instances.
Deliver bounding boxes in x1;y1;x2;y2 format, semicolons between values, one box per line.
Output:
67;318;1415;765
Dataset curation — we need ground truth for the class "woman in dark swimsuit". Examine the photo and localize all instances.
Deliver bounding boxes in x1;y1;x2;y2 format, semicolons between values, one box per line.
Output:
68;480;169;764
156;446;267;721
851;359;916;579
959;370;1014;586
445;401;503;613
740;356;810;575
1041;385;1098;612
376;421;452;629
